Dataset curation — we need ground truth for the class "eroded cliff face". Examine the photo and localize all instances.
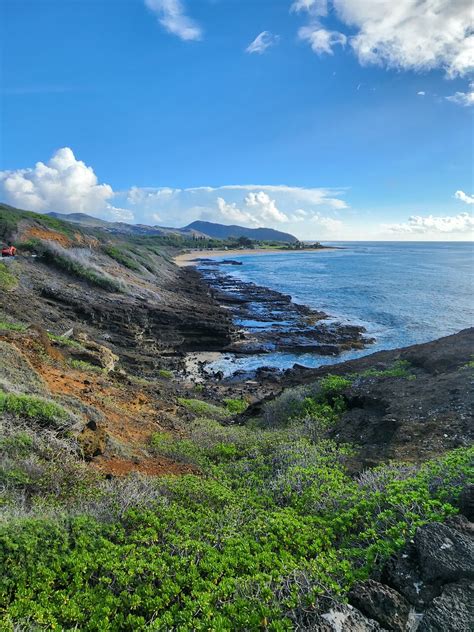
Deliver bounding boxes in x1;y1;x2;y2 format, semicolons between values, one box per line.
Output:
3;225;235;374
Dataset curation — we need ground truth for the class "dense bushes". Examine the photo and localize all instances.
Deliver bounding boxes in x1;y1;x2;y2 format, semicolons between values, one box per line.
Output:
0;440;472;630
0;367;471;630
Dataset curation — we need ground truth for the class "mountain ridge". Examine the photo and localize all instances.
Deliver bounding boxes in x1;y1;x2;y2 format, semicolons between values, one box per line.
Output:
45;211;298;242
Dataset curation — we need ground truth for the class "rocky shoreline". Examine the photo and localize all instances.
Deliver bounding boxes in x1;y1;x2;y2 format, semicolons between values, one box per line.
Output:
185;258;374;377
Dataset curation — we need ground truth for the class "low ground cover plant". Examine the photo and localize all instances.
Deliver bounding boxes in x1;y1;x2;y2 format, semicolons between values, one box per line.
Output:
0;393;69;427
0;262;18;291
0;369;472;630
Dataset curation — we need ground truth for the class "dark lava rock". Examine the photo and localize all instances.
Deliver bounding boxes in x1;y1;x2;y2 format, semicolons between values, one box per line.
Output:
316;604;387;631
348;579;410;632
417;580;474;632
415;522;474;583
382;543;441;607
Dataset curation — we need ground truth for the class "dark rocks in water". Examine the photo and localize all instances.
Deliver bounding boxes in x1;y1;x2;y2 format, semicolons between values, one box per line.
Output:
197;264;372;357
348;580;410;632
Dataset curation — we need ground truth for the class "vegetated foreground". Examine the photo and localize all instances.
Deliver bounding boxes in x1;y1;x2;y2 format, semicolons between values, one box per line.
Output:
0;203;473;631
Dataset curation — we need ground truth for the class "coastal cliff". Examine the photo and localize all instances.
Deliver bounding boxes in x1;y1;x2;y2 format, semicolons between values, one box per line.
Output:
0;204;472;630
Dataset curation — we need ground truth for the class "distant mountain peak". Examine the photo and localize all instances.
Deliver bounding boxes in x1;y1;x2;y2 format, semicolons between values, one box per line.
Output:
183;221;297;243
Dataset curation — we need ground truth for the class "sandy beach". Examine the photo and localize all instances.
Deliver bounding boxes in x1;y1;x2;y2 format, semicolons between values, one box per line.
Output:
174;247;335;267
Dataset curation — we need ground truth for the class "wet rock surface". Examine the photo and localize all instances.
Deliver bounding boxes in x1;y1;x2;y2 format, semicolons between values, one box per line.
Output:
349;514;474;631
198;261;373;357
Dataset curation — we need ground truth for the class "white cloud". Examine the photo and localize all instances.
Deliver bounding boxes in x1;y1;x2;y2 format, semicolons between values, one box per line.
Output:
0;149;351;238
215;197;258;225
186;184;349;209
446;82;474;106
0;147;133;221
455;190;474;205
384;212;474;234
246;31;280;54
144;0;202;41
244;191;288;222
294;0;474;76
417;91;426;96
298;27;347;55
291;0;327;15
312;214;343;232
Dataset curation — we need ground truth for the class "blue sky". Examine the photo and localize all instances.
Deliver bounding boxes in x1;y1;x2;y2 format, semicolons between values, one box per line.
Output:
0;0;473;240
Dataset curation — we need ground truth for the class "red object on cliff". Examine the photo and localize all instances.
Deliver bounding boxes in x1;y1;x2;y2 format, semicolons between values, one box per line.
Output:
1;245;17;257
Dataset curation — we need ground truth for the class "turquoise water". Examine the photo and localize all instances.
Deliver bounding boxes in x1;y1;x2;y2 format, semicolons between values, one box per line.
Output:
207;242;474;375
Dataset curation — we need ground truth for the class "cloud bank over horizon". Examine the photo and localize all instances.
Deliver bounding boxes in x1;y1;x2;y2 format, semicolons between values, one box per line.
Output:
1;148;473;241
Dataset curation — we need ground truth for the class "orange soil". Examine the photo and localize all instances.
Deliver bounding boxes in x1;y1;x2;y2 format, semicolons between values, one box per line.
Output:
92;455;198;477
2;333;190;477
23;226;72;247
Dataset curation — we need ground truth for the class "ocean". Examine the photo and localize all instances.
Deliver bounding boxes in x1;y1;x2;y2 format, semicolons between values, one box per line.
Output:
206;241;474;375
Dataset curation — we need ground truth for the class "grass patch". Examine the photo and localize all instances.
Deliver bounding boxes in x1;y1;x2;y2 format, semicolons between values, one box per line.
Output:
103;245;141;272
0;393;69;427
158;369;173;379
177;397;232;419
0;262;18;290
32;242;124;293
359;359;415;379
47;334;85;350
0;320;27;332
68;359;104;374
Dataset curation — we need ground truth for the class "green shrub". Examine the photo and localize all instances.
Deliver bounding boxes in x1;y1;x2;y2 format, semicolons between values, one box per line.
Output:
224;398;249;414
0;432;33;456
0;262;18;290
0;393;69;427
0;446;471;630
177;397;232;419
158;369;173;379
47;333;84;349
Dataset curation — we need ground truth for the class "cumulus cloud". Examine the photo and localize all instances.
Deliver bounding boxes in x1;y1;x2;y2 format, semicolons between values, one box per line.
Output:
0;147;133;221
246;31;280;54
244;191;288;222
384;212;474;234
186;184;348;209
417;91;426;96
455;190;474;205
0;149;350;238
144;0;202;41
446;82;474;106
294;0;474;77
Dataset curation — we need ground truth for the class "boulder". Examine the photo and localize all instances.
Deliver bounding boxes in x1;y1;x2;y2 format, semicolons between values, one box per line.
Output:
319;604;387;631
348;579;410;632
417;580;474;632
78;419;107;459
382;545;441;607
415;522;474;583
72;332;119;372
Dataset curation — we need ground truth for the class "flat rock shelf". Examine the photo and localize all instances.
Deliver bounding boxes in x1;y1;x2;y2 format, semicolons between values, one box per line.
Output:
197;259;374;356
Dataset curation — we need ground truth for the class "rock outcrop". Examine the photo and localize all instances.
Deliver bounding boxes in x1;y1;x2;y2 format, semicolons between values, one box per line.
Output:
347;514;474;631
